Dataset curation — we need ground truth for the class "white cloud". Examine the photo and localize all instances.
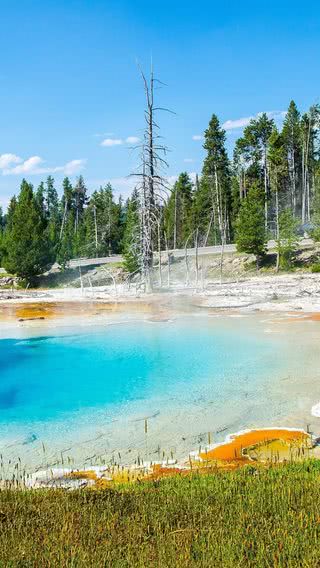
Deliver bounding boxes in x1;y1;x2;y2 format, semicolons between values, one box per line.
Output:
2;155;86;176
265;110;287;121
125;136;140;144
223;110;287;131
4;155;44;175
53;159;86;175
223;116;254;130
100;136;140;147
101;138;123;147
184;158;194;163
0;153;22;169
192;135;203;141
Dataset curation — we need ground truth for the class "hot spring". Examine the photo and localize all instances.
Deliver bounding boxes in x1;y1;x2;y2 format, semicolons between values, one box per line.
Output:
0;313;319;470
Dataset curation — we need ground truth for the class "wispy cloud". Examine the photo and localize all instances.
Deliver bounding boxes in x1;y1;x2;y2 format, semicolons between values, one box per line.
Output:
3;156;44;175
0;153;22;169
223;116;254;130
183;158;195;163
266;110;287;121
0;154;86;176
55;159;86;176
101;136;140;147
192;135;203;141
101;138;123;147
222;110;287;131
125;136;140;144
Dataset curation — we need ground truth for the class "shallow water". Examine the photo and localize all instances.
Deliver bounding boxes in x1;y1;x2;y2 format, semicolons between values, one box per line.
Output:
0;313;319;471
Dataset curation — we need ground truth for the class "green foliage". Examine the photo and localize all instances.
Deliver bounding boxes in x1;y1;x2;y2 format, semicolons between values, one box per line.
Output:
235;183;267;264
122;191;140;273
282;101;301;215
277;209;298;269
84;184;123;257
45;176;61;256
311;263;320;273
0;206;5;264
1;99;320;279
235;113;275;193
2;180;50;281
164;172;193;248
311;227;320;242
1;463;320;566
73;175;88;229
190;175;218;244
201;114;232;244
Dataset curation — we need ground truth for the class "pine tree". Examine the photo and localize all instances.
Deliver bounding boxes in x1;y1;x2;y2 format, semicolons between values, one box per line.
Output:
45;176;60;257
236;183;267;267
56;178;75;267
84;184;121;257
3;180;50;281
45;176;59;218
73;175;88;233
164;172;193;248
236;113;275;229
61;177;74;211
282;101;301;215
202;114;232;245
5;196;17;231
122;190;140;273
0;206;4;264
1;196;17;268
277;209;298;269
268;129;288;268
190;176;218;245
35;182;46;216
57;210;75;268
300;105;320;223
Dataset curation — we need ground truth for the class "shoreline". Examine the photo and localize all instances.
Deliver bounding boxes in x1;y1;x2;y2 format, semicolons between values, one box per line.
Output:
0;282;319;480
1;271;320;314
12;426;320;488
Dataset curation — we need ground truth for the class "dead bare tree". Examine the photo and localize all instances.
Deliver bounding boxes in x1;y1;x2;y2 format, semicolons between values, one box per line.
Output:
93;205;98;256
184;233;192;286
195;228;199;287
164;231;171;287
132;64;171;292
220;209;226;284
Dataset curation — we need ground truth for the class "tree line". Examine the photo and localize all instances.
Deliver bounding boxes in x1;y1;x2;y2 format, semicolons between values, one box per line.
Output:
0;176;124;280
0;99;320;281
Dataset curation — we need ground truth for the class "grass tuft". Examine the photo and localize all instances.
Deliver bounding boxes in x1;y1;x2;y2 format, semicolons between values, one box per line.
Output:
1;462;320;566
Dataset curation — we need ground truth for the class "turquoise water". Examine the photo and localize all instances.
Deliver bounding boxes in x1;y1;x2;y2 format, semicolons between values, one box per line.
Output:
0;317;283;425
1;314;320;470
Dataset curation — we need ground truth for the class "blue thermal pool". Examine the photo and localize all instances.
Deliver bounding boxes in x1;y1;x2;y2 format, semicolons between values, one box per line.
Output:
0;314;318;469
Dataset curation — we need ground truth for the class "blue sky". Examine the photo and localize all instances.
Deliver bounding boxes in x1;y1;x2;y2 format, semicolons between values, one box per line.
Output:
0;0;320;208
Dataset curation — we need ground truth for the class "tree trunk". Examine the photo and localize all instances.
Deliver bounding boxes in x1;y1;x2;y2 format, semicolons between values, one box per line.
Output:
158;221;162;287
195;228;199;287
93;205;98;256
173;190;177;249
264;147;268;231
275;176;280;272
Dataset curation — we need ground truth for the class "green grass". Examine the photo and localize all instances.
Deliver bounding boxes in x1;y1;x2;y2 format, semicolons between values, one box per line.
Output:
1;462;320;566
